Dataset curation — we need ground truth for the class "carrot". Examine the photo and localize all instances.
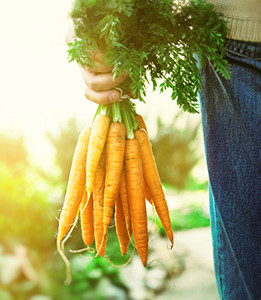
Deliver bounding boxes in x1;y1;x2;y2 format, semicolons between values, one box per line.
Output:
86;114;110;202
125;138;148;266
119;168;132;235
93;149;107;257
135;114;152;205
134;128;174;246
115;195;131;256
80;189;94;247
135;114;148;132
57;126;91;247
103;122;126;237
144;180;153;205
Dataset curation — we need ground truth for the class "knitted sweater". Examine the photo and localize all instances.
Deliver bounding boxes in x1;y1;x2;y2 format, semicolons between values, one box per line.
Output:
207;0;261;42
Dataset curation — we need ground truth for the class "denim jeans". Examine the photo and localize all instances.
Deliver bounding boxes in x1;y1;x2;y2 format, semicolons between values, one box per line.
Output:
199;39;261;300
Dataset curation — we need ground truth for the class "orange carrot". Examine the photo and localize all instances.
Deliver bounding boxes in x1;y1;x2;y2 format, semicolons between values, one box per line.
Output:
57;127;91;248
119;168;132;235
93;150;107;256
135;114;148;132
125;138;148;266
134;129;174;246
86;114;110;202
103;122;126;237
115;195;131;256
144;180;153;205
80;189;94;247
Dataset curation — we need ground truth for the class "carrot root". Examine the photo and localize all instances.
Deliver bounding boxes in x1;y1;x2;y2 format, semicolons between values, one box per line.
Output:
134;129;174;247
125;138;148;266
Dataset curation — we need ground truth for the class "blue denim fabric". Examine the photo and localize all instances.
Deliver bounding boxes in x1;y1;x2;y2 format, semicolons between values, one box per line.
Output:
199;39;261;300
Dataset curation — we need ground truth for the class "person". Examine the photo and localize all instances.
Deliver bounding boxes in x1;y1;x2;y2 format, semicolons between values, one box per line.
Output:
66;0;261;298
199;1;261;299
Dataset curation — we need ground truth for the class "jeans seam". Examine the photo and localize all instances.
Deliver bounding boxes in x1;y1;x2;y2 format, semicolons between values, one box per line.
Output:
209;180;253;300
225;40;261;60
226;44;257;54
225;49;261;61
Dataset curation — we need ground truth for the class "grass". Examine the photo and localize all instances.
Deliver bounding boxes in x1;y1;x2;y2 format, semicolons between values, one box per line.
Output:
150;203;210;237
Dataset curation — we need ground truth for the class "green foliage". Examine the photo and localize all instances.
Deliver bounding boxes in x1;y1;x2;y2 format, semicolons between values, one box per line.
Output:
0;288;13;300
152;204;210;234
0;132;54;252
185;174;208;191
0;133;64;300
69;254;127;290
104;227;134;265
0;164;55;254
65;229;130;300
171;204;210;231
151;114;201;190
68;0;230;113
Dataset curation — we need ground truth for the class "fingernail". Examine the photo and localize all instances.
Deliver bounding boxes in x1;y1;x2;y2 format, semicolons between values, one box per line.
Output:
109;92;118;102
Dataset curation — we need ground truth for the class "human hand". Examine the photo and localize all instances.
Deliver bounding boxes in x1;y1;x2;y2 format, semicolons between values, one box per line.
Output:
66;25;132;105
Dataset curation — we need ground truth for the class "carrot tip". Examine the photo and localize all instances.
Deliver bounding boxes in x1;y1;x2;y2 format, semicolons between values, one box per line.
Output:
142;260;147;267
167;242;174;250
96;234;106;257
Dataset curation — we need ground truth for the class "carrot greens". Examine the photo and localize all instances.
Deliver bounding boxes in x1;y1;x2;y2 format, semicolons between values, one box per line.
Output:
68;0;230;113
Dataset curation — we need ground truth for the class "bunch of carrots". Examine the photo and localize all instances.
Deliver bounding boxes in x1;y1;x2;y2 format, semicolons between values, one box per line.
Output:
56;99;174;282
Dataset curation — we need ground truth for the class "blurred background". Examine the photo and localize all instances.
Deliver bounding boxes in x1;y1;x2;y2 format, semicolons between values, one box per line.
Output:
0;1;219;299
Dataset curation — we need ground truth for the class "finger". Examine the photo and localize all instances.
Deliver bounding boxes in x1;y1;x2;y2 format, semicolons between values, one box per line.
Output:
80;67;128;92
93;50;106;64
84;61;114;73
84;86;121;105
83;49;114;72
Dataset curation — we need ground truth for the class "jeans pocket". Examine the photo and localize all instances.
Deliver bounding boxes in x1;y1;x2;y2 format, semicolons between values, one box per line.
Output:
225;39;261;60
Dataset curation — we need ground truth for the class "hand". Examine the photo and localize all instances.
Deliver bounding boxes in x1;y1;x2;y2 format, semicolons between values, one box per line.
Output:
66;25;130;105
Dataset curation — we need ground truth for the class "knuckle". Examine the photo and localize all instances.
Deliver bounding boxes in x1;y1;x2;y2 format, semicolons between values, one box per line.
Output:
83;88;91;100
87;75;99;91
83;88;104;105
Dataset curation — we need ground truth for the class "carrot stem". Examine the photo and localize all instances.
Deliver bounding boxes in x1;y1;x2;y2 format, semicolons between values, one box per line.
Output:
100;105;108;116
129;109;139;131
122;107;134;140
92;105;102;124
112;101;122;123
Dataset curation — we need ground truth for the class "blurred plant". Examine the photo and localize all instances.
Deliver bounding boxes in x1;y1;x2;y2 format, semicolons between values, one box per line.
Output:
46;118;81;187
0;131;67;300
0;244;50;300
171;204;210;231
152;203;210;235
0;133;28;175
151;113;201;190
63;229;131;300
185;174;208;191
0;164;55;253
67;254;128;300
